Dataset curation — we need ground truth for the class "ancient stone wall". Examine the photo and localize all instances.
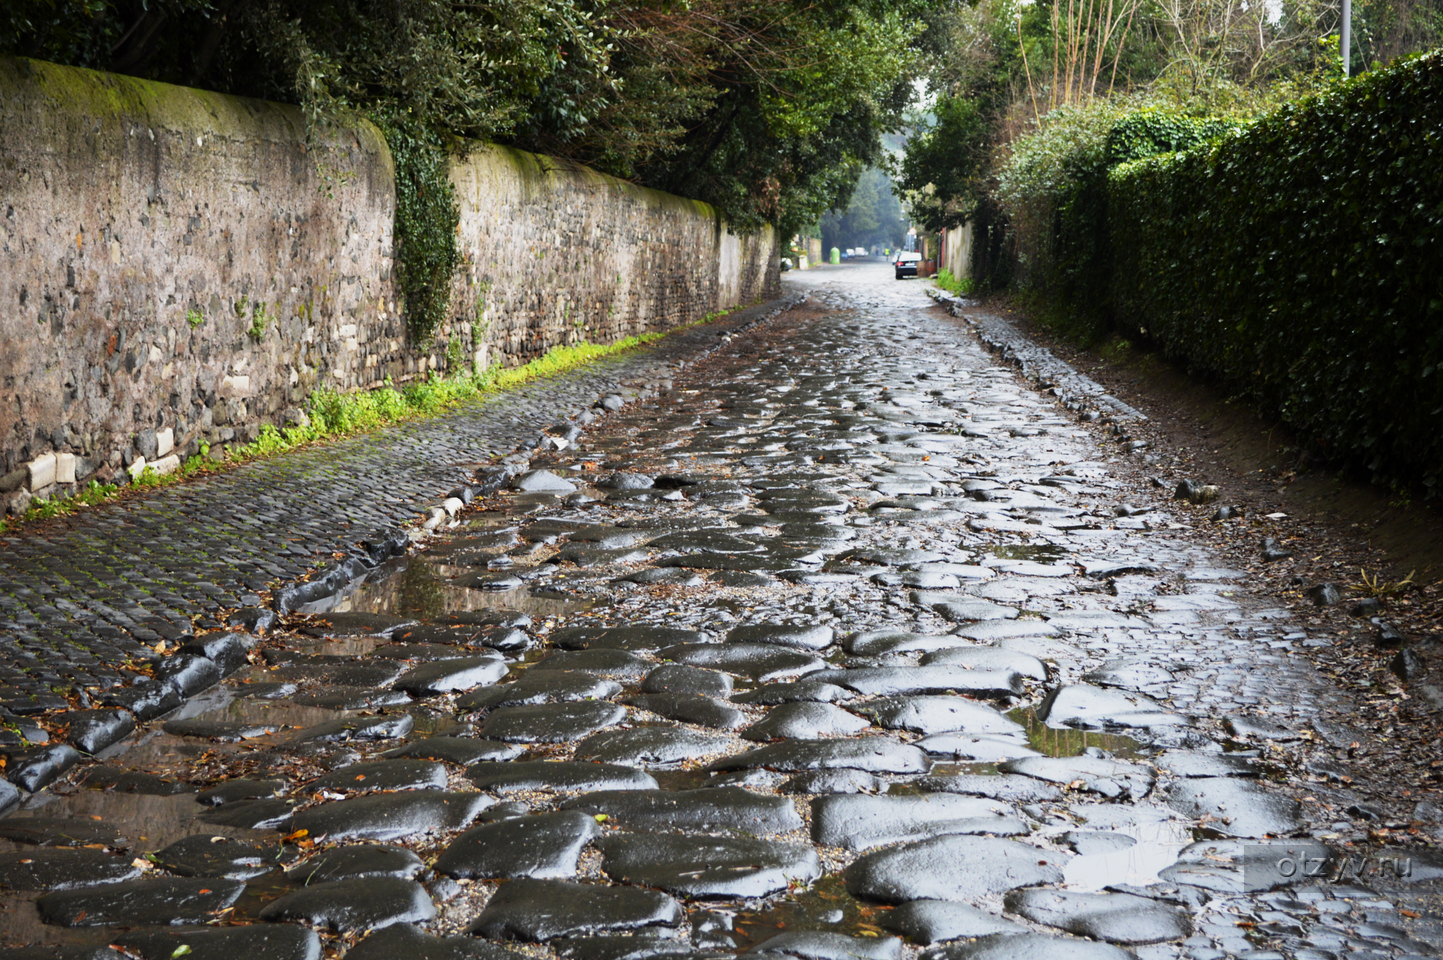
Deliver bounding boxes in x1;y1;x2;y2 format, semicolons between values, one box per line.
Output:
0;57;776;514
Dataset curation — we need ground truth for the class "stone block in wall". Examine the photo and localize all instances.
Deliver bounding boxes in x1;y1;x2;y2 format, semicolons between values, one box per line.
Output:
55;452;76;485
26;453;56;492
151;454;181;476
156;428;174;458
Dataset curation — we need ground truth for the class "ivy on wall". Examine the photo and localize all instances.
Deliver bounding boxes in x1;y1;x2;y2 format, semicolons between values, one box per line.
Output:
1109;49;1443;491
374;118;461;346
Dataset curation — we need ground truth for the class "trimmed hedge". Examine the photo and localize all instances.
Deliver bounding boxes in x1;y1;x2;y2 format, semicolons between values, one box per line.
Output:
1109;50;1443;491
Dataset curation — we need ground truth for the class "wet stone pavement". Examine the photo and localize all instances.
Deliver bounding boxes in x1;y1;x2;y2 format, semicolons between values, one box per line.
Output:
2;265;1442;960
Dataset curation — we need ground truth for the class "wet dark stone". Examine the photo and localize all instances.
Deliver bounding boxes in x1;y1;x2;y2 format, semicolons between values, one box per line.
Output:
805;667;1022;699
467;761;658;795
725;624;835;651
198;798;297;829
597;832;820;899
1260;537;1293;562
658;643;825;682
1005;888;1193;944
348;923;522;960
532;649;654;679
36;876;245;926
624;693;745;730
1391;647;1428;681
1062;831;1137;856
0;816;127;848
560;787;802;835
232;682;300;700
396;622;531;653
228;606;279;633
747;932;901;960
843;631;958;657
7;743;81;792
195;778;285;806
177;632;257;675
435;811;601;880
1166;777;1303;838
553;627;709;652
641;665;732;697
381;736;525;765
858;696;1022;736
0;847;141;890
1159;838;1335;892
1000;756;1154;800
101;682;184;721
161;719;279;741
1080;659;1175;690
1154;751;1258;778
150;653;221;698
1223;715;1297;740
1350;596;1383;617
257;876;435;932
731;681;845;705
923;932;1136;960
1306;583;1343;607
706;738;928;774
302;612;420;638
286;714;414;744
779;770;885;795
306;759;448;794
112;924;322;960
843;835;1068;903
79;768;192;796
577;725;733;766
394;656;509;695
286;791;494;842
152;834;295;879
879;900;1023;944
458;671;623;712
468;878;683;941
285;843;425;882
916;648;1048;681
479;701;627;743
62;709;136;754
1037;684;1181;729
268;659;406;688
0;947;126;960
812;794;1020;850
742;702;869;740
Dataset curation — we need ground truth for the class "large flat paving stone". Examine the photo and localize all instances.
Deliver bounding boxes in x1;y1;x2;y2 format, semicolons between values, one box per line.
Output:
624;693;746;730
805;667;1022;699
558;787;802;835
151;834;295;880
305;759;448;794
457;672;623;712
347;923;523;960
725;624;835;651
467;761;658;795
479;701;628;742
918;773;1064;804
747;931;902;960
641;664;732;697
811;794;1022;850
468;878;683;941
435;812;601;880
531;649;654;679
999;756;1155;801
1004;888;1193;944
285;791;494;842
552;626;710;652
844;836;1068;903
596;832;820;898
914;733;1041;762
1158;838;1336;892
843;631;961;657
394;656;509;695
0;848;141;891
0;817;126;848
658;643;826;681
577;725;734;766
1037;685;1182;730
257;876;435;932
36;877;246;926
381;736;525;764
858;696;1023;735
742;702;870;740
922;932;1137;960
1166;777;1303;838
707;738;929;774
112;925;322;960
919;647;1048;680
284;844;425;882
879;900;1024;944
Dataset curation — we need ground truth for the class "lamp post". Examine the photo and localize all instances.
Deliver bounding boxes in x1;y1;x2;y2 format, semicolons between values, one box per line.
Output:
1341;0;1351;77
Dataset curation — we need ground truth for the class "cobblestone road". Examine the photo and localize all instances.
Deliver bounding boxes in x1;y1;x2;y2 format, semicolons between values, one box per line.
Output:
1;265;1440;960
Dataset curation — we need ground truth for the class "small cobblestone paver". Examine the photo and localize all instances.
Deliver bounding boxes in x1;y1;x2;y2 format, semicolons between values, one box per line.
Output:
1;267;1441;959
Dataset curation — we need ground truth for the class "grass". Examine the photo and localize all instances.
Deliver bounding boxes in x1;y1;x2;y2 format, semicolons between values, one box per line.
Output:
934;268;976;297
0;307;741;535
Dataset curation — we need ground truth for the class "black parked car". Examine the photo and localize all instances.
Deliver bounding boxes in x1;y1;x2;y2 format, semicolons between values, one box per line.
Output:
894;251;921;280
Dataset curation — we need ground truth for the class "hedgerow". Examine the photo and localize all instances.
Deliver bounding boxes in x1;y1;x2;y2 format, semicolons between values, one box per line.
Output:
1108;49;1443;491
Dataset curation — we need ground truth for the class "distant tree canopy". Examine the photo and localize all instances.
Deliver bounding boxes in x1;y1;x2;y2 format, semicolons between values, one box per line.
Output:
2;0;931;237
819;166;908;252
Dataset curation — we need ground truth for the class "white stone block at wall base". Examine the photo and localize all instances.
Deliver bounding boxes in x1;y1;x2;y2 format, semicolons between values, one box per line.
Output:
126;457;148;482
156;427;174;457
26;452;56;491
151;454;181;476
55;452;76;485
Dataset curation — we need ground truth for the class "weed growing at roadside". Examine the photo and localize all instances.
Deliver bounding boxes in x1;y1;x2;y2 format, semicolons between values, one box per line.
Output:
934;268;975;296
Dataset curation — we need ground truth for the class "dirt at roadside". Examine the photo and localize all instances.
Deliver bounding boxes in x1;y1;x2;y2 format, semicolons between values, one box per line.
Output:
974;294;1443;826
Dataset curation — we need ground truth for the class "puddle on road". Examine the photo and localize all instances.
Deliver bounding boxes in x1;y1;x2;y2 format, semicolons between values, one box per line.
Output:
730;876;893;949
1009;707;1145;760
988;543;1072;563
